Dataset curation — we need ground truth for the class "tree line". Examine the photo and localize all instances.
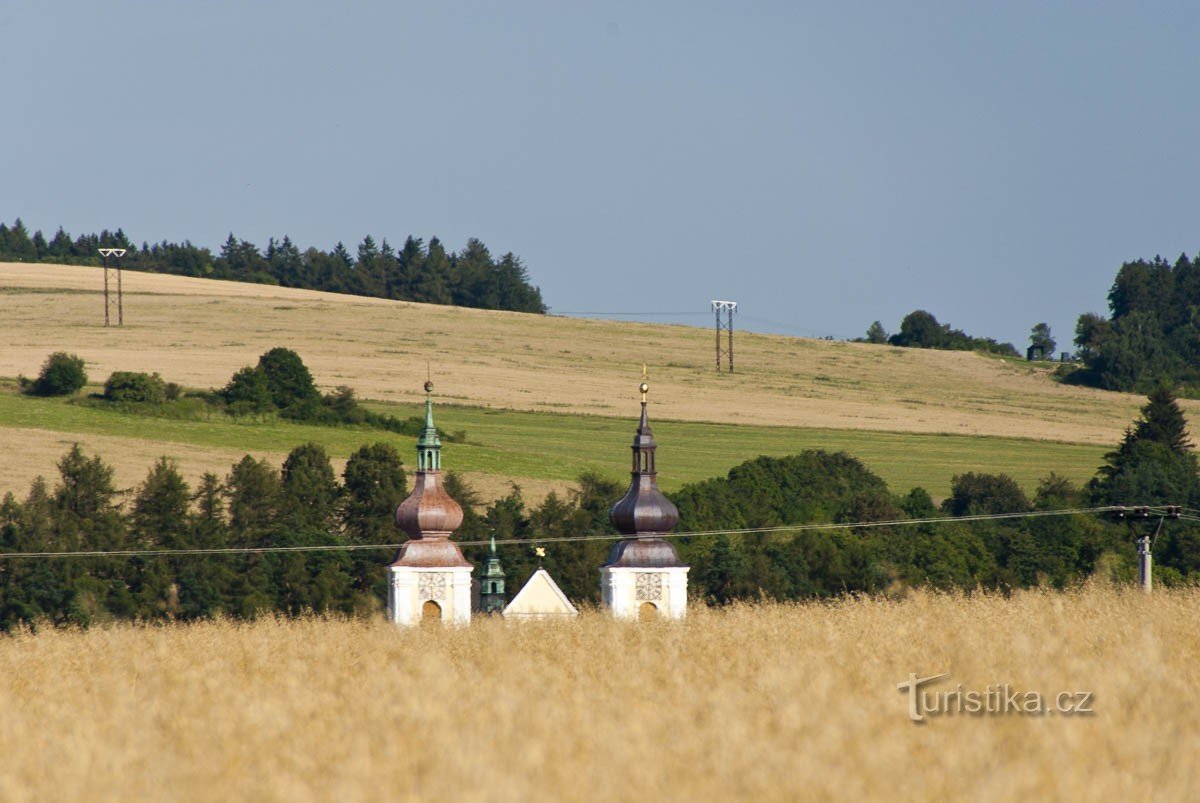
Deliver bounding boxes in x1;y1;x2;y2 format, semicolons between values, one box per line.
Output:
1;389;1197;629
0;217;546;314
1068;251;1200;394
863;311;1019;356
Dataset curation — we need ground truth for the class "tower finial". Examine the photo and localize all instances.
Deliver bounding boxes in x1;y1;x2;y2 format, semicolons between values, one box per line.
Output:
418;373;440;470
640;363;649;404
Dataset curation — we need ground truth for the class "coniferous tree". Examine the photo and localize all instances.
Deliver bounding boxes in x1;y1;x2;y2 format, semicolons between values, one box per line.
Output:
130;458;191;618
390;236;424;300
865;321;889;344
225;456;281;546
341;443;406;543
1090;387;1200;507
5;218;35;260
417;238;454;304
281;443;340;530
179;473;235;618
0;218;546;314
53;446;131;620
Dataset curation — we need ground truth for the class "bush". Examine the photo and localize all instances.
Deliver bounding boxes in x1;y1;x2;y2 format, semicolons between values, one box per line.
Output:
257;348;319;411
942;472;1031;516
104;371;167;404
26;352;87;396
221;366;274;414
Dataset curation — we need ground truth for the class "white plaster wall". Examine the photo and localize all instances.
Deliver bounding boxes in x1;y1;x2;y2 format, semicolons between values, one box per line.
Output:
388;567;473;626
600;567;688;620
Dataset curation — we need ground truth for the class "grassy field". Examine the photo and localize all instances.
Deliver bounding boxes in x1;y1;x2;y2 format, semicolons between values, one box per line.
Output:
0;382;1108;504
0;261;1172;443
0;584;1195;801
0;261;1151;503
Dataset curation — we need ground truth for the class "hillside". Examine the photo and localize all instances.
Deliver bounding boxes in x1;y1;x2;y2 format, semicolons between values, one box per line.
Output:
0;262;1168;499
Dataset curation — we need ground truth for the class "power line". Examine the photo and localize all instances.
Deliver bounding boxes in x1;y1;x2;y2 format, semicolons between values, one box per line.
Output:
550;311;708;317
0;506;1132;561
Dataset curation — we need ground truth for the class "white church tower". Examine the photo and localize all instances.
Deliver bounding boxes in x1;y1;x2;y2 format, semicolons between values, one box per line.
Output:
387;380;473;626
600;377;689;620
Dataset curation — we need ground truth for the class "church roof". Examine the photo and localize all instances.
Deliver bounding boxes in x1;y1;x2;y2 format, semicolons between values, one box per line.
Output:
603;537;685;568
391;380;471;569
605;378;686;569
502;568;578;619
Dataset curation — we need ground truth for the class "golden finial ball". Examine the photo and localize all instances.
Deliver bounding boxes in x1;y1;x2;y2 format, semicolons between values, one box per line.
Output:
639;382;649;395
424;380;434;393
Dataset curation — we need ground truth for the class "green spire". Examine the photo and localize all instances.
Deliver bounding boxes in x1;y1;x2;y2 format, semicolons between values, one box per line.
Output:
418;380;441;471
481;531;506;613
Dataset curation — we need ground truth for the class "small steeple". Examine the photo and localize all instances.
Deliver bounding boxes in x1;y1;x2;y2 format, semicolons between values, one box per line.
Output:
418;379;441;471
480;533;506;614
392;378;470;568
609;372;679;537
605;372;684;568
599;370;689;620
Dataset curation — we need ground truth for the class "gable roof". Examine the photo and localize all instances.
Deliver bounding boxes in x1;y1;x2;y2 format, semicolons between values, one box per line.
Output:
502;568;579;619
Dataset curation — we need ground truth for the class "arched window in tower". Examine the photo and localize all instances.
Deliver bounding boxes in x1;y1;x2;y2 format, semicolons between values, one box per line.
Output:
638;601;658;620
421;600;442;623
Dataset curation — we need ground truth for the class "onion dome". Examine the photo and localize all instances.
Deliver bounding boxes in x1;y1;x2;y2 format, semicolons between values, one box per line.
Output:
391;381;471;568
605;378;685;568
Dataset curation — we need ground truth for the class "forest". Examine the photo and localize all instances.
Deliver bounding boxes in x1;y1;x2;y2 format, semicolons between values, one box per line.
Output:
1068;251;1200;394
1;389;1197;630
0;217;547;314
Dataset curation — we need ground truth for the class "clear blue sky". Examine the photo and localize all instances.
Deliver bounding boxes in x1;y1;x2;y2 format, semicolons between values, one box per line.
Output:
4;1;1198;348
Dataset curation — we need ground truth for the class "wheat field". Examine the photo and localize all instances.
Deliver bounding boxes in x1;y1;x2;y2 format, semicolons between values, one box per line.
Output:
1;584;1195;802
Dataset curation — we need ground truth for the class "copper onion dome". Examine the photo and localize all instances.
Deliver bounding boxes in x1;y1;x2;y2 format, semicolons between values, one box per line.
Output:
605;378;685;568
391;381;471;568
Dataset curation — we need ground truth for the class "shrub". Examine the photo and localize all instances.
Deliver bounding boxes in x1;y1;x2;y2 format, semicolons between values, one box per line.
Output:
257;348;319;411
104;372;167;404
221;366;273;414
27;352;87;396
942;472;1031;516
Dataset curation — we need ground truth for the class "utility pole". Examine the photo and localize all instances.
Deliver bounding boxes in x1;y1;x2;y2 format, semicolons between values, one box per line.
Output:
98;248;127;326
712;300;737;373
1113;505;1180;592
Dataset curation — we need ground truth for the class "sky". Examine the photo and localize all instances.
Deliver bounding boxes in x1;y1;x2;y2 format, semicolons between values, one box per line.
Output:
3;1;1199;349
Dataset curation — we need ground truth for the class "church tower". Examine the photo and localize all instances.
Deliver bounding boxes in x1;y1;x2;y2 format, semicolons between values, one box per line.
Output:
600;376;689;619
480;534;507;614
387;380;474;626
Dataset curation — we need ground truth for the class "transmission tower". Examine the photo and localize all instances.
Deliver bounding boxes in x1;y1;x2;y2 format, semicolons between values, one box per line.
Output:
98;248;127;326
712;300;737;373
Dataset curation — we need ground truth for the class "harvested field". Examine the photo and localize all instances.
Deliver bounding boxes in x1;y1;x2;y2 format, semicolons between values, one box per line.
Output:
0;262;1168;444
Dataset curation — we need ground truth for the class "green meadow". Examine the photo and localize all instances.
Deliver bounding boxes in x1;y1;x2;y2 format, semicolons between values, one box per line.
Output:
0;384;1109;499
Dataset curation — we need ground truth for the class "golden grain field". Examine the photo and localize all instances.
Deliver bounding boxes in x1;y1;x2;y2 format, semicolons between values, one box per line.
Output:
1;584;1196;802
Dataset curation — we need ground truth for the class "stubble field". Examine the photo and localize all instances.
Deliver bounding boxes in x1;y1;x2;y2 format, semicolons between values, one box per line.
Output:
0;262;1164;502
0;583;1195;802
